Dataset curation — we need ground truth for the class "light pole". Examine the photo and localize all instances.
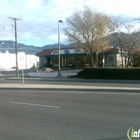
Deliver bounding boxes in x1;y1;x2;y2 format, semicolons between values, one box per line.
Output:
57;20;64;77
8;17;22;78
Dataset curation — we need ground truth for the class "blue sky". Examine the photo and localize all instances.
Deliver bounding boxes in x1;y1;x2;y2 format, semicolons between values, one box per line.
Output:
0;0;140;47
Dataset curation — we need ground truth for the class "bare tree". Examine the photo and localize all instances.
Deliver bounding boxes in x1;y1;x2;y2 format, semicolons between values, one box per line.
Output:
114;18;140;67
132;47;140;67
64;7;115;67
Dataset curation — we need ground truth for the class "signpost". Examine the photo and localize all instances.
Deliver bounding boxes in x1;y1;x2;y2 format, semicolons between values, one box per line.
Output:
20;56;25;86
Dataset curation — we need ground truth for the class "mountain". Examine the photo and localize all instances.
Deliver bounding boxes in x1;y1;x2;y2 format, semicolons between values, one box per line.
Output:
41;43;76;49
0;41;42;54
42;44;67;49
106;32;129;47
0;32;132;55
0;41;75;54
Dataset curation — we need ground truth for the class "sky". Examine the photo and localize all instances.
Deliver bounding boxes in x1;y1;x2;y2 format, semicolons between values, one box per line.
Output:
0;0;140;47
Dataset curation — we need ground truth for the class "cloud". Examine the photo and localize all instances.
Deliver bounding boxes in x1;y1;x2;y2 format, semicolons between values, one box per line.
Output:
0;0;140;46
24;0;39;10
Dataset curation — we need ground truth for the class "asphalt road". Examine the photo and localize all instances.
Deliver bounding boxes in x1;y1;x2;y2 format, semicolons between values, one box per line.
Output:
0;90;139;140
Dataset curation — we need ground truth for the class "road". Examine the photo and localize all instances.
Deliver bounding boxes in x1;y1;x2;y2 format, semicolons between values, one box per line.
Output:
0;90;139;140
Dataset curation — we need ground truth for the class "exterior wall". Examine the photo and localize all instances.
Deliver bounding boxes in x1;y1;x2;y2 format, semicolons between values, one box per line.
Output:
116;53;125;67
39;55;91;68
39;56;52;67
0;51;15;69
24;54;39;69
39;53;124;68
0;51;39;69
104;53;125;67
39;56;46;67
104;53;117;67
37;50;125;68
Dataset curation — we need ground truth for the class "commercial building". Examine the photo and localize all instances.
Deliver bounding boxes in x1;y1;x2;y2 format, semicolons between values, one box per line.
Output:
0;50;39;69
36;47;125;68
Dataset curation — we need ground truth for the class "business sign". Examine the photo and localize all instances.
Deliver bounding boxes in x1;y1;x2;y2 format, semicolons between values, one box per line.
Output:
74;49;81;52
52;50;58;54
64;49;69;54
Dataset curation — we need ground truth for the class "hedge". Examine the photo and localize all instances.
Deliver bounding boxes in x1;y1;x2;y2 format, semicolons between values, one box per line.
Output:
77;68;140;80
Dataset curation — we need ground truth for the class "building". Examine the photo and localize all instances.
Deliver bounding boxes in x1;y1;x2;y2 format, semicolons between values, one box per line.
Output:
103;47;125;67
0;50;39;69
36;47;125;68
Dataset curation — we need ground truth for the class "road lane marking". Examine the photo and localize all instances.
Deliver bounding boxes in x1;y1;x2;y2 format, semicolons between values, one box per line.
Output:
10;101;61;109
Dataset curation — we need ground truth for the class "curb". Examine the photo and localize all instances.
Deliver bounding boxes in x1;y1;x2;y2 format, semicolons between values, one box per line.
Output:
0;87;140;93
4;77;140;84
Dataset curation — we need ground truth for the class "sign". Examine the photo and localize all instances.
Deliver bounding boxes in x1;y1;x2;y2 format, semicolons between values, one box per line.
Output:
52;50;58;54
64;49;69;54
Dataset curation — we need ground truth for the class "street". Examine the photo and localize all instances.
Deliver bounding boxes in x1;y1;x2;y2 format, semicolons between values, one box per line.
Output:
0;90;139;140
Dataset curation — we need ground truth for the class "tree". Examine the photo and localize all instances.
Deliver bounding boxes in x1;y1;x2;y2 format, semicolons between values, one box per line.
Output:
114;18;140;67
132;47;140;67
64;7;115;67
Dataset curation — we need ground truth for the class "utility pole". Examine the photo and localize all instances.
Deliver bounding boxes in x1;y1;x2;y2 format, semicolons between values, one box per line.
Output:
8;17;22;78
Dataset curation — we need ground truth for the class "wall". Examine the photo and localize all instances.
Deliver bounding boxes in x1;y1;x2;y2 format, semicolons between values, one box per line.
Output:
116;53;125;67
104;53;117;67
0;51;39;69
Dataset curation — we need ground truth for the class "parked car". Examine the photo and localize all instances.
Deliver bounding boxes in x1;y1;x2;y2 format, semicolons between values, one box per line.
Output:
39;67;53;73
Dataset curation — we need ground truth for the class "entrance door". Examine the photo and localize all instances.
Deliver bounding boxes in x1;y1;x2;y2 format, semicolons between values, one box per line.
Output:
62;57;66;67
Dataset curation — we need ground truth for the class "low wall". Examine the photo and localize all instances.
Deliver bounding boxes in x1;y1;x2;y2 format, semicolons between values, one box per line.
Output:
28;72;77;78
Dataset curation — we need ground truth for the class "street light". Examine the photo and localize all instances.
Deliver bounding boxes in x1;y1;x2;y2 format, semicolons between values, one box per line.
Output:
57;20;64;77
8;17;22;78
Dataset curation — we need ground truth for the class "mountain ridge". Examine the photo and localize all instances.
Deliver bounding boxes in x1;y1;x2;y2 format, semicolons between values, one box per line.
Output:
0;32;124;54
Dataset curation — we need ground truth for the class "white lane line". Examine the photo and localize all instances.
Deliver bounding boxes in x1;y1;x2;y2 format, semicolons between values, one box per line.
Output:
10;101;61;109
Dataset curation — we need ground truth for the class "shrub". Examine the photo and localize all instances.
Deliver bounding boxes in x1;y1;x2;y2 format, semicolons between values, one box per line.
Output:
77;68;140;80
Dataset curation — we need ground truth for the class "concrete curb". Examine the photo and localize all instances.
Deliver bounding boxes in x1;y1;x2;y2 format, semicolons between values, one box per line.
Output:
0;88;140;93
0;86;140;93
28;72;77;78
5;77;140;84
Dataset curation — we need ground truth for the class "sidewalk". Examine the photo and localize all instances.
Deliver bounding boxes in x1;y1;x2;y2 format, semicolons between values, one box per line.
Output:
5;76;140;83
0;83;140;92
0;75;140;92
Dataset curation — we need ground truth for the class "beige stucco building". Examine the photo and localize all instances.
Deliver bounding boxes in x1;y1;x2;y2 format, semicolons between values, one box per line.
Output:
103;48;125;67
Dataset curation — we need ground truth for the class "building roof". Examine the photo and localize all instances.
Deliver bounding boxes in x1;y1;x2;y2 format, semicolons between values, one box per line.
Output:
36;47;83;56
105;47;120;53
36;48;56;56
36;46;121;57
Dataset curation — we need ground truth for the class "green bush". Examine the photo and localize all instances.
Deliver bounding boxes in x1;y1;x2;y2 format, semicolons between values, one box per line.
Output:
77;68;140;80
